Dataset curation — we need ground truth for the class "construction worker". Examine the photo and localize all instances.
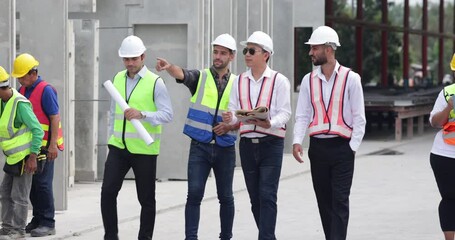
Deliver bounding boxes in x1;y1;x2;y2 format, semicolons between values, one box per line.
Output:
155;33;238;240
429;53;455;240
0;66;44;240
11;53;64;237
292;26;366;240
101;35;173;240
223;31;292;240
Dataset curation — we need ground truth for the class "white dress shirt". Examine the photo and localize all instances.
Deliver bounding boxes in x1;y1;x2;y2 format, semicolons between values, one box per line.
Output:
109;65;173;135
293;61;366;151
228;66;292;138
429;90;455;158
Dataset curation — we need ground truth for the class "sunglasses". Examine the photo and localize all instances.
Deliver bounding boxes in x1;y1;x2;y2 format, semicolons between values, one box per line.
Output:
243;47;264;55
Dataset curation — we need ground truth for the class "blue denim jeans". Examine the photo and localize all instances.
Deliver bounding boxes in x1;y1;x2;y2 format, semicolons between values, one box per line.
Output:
239;136;284;240
29;159;55;228
185;140;235;240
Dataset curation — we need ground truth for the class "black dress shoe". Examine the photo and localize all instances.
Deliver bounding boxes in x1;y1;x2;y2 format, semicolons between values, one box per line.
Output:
30;226;56;237
25;222;39;234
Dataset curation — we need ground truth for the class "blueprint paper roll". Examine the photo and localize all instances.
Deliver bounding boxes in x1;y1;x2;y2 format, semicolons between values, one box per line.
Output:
103;80;154;145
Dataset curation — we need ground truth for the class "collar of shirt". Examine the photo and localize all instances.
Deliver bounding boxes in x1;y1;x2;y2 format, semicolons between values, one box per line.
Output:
209;66;231;82
315;61;341;82
126;65;148;81
125;65;148;99
245;65;273;82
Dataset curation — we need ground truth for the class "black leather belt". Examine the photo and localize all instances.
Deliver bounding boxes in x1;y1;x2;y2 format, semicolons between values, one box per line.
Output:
242;135;279;144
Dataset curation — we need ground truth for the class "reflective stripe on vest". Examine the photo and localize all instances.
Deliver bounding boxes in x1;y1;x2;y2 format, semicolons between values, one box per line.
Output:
442;85;455;144
183;69;237;147
19;80;64;150
238;71;286;138
0;89;33;165
308;66;353;138
107;70;162;155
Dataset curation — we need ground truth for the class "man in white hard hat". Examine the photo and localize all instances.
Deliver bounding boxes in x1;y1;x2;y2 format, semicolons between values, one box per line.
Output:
0;66;44;240
292;26;366;240
222;31;292;240
101;35;173;240
156;33;238;240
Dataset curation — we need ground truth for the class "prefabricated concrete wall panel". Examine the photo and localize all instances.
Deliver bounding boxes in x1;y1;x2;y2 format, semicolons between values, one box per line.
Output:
69;0;96;13
69;0;324;179
74;19;99;182
133;24;190;180
272;0;294;149
16;0;69;210
0;0;15;73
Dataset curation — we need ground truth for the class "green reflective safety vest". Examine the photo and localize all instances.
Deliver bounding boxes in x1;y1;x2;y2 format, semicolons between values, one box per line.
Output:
183;69;236;147
444;84;455;119
442;84;455;145
0;89;33;165
108;70;162;155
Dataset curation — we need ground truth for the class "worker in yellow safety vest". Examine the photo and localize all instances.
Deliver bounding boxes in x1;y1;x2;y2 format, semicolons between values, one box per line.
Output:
429;53;455;240
101;35;173;240
441;54;455;144
0;66;44;240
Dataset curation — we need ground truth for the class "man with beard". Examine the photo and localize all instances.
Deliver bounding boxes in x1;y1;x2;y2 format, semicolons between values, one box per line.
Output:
155;33;238;240
292;26;366;240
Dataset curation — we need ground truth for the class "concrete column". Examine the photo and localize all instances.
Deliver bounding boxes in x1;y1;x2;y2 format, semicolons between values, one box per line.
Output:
16;0;69;210
74;19;100;182
0;0;15;71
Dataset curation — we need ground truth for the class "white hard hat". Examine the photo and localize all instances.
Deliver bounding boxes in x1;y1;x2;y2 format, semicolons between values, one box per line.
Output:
212;34;237;52
240;31;273;55
305;26;341;47
118;35;146;58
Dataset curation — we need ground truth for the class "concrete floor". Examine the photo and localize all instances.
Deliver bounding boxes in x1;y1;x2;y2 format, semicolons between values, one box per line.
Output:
30;128;443;240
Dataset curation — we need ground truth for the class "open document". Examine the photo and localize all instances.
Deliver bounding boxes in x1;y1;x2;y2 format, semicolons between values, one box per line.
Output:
235;106;269;123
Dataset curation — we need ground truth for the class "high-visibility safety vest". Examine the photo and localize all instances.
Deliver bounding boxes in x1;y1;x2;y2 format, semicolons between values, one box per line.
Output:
442;84;455;145
0;89;33;165
183;69;237;147
237;71;286;138
308;65;353;139
108;70;162;155
19;81;64;150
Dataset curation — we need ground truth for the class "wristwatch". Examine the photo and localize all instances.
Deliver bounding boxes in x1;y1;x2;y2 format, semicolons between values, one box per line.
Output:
141;111;147;119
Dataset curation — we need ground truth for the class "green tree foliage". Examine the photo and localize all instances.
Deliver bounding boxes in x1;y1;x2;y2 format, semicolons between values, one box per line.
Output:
332;0;453;86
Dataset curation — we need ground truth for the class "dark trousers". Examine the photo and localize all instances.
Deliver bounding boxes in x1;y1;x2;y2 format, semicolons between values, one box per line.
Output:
101;146;157;240
239;136;284;240
308;137;355;240
29;158;55;228
185;140;235;240
430;153;455;231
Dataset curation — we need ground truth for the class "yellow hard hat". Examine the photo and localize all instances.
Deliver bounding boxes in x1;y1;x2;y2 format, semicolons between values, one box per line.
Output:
0;66;10;87
11;53;39;78
451;53;455;71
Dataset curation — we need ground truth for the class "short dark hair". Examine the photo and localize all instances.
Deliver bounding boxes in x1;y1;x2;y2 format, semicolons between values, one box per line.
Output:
27;68;38;75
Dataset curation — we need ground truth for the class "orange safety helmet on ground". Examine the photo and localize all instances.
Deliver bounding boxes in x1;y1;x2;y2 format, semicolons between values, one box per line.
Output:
11;53;39;78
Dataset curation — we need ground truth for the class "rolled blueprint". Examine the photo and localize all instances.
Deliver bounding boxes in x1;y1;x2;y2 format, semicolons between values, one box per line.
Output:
103;80;154;145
